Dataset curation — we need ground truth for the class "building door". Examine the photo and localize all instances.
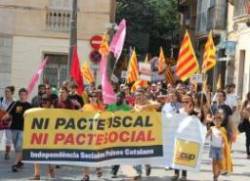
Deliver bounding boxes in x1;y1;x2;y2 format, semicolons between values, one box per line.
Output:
43;54;68;88
238;50;245;98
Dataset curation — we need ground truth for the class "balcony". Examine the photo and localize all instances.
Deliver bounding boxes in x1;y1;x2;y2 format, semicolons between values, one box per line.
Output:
234;0;250;23
195;1;227;38
46;9;71;32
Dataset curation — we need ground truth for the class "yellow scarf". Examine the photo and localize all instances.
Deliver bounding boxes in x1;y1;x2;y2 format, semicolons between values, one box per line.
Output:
220;127;233;173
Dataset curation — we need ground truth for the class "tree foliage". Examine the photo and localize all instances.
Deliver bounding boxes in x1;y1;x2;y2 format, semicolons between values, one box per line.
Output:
116;0;180;57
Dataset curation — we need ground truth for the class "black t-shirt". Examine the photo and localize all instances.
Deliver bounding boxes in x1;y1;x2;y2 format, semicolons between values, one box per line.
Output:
69;94;84;107
10;101;32;130
49;94;58;107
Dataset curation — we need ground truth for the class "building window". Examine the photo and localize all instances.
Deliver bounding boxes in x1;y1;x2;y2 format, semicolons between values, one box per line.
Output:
46;0;72;32
43;54;68;88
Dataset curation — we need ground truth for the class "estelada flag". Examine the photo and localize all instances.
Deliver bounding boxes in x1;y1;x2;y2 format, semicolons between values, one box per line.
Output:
202;31;216;73
81;63;95;84
127;49;139;83
165;63;175;85
70;46;84;94
176;31;199;81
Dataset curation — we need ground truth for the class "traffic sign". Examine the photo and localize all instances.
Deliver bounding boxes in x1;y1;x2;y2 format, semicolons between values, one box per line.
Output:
90;35;103;50
89;50;101;64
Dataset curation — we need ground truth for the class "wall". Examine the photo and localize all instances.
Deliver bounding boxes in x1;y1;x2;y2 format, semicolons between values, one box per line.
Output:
0;0;112;40
11;36;95;97
0;0;114;97
0;35;12;93
234;27;250;98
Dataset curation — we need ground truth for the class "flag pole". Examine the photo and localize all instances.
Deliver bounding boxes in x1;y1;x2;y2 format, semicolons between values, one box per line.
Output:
67;0;78;79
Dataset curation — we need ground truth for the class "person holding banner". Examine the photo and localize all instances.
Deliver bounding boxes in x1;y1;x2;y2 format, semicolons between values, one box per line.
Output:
55;87;76;109
68;83;84;109
162;90;181;114
81;91;105;181
44;84;58;107
106;92;132;178
3;88;32;172
0;86;15;160
82;91;105;112
31;94;55;180
132;88;160;179
172;94;197;181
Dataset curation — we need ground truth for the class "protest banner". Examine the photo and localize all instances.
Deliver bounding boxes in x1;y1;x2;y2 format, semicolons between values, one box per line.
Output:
139;62;151;81
190;74;203;84
23;109;206;170
23;108;164;167
162;112;207;171
139;62;165;82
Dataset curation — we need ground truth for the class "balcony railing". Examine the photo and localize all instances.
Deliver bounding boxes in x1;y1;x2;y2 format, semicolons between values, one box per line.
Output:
46;9;71;32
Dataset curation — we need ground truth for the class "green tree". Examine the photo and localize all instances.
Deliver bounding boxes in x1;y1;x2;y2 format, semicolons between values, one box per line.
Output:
116;0;180;58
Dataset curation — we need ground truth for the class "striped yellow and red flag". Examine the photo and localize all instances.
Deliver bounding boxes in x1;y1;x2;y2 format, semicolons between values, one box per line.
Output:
81;63;95;84
127;49;139;83
131;80;149;92
158;47;165;73
166;63;175;85
176;31;199;81
202;31;216;73
99;34;110;56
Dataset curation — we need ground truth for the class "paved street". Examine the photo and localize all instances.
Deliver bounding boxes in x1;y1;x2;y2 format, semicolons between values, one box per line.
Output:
0;134;250;181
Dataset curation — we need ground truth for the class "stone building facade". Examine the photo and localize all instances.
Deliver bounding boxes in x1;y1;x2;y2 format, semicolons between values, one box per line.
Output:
0;0;116;96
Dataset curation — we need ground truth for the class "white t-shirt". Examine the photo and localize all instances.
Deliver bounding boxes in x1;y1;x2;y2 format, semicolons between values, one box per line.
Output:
162;102;181;114
211;127;223;148
0;97;13;111
225;93;238;110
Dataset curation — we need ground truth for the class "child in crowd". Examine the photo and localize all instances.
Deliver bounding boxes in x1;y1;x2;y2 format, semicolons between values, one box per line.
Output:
207;112;226;181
